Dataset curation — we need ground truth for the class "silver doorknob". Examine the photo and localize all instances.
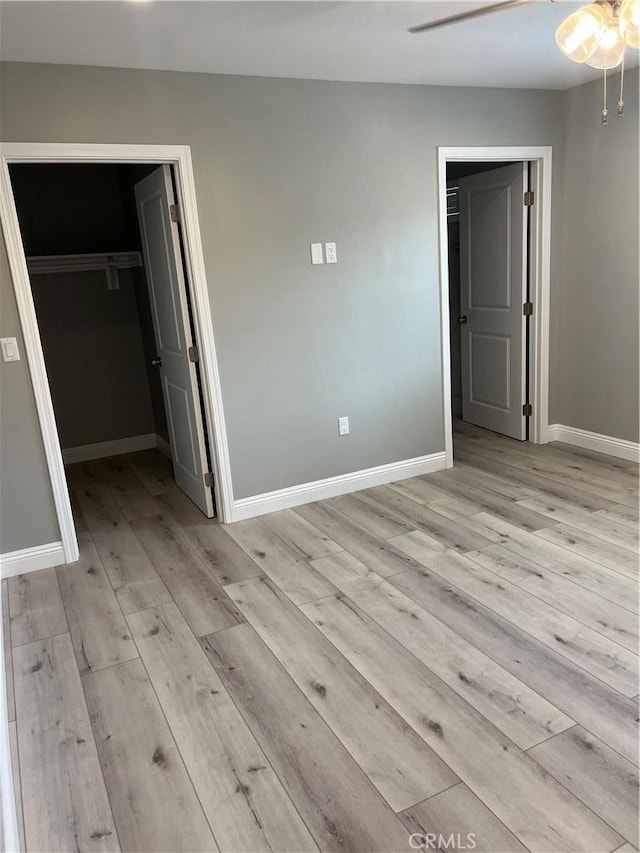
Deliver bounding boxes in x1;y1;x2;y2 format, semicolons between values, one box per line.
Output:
151;356;162;367
457;316;467;324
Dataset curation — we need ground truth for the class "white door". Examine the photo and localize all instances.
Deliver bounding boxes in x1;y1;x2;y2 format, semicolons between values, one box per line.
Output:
458;162;528;440
135;166;214;516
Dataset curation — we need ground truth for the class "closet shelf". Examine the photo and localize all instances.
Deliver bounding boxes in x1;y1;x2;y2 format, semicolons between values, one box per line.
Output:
26;251;142;290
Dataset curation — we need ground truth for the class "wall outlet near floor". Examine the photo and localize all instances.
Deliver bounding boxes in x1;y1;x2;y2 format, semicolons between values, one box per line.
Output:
338;415;350;436
325;242;337;264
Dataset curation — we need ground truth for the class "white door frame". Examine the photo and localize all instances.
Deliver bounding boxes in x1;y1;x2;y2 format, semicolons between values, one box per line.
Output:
437;145;552;467
0;142;235;567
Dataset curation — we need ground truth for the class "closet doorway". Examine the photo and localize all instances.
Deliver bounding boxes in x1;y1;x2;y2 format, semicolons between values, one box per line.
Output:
446;160;530;441
0;144;234;567
436;145;553;469
11;160;215;511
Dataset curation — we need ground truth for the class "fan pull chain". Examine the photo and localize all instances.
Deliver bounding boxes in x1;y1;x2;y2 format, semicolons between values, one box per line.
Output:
602;66;608;124
617;54;625;116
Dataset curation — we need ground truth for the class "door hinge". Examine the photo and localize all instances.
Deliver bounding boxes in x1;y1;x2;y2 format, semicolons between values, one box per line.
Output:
169;203;181;223
523;302;533;316
188;345;199;363
523;403;533;417
523;191;535;207
203;471;214;488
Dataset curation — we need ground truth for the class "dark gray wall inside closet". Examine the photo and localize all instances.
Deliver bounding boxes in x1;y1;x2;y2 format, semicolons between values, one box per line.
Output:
10;163;168;448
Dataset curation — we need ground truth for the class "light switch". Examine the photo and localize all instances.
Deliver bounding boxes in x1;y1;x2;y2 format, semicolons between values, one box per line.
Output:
325;242;337;264
310;243;324;265
1;337;20;362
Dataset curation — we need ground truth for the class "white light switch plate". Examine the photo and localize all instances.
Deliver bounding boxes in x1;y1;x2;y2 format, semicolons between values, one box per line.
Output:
1;337;20;362
325;242;337;264
310;243;324;265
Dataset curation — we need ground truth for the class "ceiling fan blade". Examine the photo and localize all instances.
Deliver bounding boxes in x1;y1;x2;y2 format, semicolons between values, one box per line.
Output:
408;0;535;34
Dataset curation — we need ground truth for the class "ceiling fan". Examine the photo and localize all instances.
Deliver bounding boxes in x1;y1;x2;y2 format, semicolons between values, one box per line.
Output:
407;0;536;35
408;0;640;122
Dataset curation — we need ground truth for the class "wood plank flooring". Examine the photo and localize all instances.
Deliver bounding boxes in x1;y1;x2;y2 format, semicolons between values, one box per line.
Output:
3;424;639;852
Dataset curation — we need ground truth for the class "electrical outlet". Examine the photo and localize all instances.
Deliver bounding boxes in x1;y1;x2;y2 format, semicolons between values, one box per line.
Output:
325;242;337;264
338;416;350;436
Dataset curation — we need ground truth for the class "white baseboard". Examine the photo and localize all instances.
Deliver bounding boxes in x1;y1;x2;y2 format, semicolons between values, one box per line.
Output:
232;451;448;522
0;541;66;579
548;424;640;463
62;433;158;464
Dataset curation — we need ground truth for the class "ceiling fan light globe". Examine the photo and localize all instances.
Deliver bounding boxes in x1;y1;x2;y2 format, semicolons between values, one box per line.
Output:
586;16;626;68
620;0;640;48
555;3;612;63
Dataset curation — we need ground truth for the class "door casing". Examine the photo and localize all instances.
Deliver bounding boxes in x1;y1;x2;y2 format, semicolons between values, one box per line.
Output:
437;146;553;467
0;143;235;569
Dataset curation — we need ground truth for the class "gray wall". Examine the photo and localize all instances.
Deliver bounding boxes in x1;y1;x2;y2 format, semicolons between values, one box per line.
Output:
549;71;639;442
0;63;567;499
0;233;60;552
30;268;155;448
0;60;579;551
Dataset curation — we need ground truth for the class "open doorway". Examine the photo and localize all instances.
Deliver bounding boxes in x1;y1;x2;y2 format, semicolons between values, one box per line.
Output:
10;161;216;519
437;146;552;468
0;143;234;569
447;160;530;442
7;159;219;551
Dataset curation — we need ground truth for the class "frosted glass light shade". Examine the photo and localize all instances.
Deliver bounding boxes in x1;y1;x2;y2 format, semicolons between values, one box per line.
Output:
620;0;640;48
555;3;612;63
586;17;626;68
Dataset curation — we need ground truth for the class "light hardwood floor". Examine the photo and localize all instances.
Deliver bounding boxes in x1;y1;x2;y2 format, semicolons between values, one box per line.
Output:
3;425;639;853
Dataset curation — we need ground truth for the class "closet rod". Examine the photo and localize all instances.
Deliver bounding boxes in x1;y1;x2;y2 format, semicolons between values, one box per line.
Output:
26;251;142;290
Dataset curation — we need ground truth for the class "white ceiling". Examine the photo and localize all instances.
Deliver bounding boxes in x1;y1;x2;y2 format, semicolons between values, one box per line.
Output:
0;1;637;90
